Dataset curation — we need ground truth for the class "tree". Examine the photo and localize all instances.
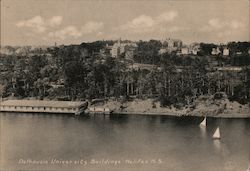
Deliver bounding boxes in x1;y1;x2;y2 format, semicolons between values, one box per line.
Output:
64;61;87;98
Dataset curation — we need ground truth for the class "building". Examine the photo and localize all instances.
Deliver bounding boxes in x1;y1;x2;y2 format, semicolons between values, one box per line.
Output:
127;63;159;71
86;107;111;114
161;38;183;53
111;39;138;58
0;100;87;115
181;47;189;55
0;46;15;55
189;43;200;55
165;38;182;48
111;42;121;58
212;47;221;55
223;48;230;56
215;66;242;72
158;48;167;55
125;48;137;60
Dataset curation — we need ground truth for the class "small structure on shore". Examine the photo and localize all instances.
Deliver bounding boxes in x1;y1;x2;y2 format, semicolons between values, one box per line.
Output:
86;107;111;115
0;100;87;115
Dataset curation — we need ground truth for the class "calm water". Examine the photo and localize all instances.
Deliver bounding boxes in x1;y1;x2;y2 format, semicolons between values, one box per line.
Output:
1;113;250;171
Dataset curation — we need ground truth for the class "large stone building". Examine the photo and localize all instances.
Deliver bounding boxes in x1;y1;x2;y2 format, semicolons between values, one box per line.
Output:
111;41;121;58
159;38;183;54
111;39;137;59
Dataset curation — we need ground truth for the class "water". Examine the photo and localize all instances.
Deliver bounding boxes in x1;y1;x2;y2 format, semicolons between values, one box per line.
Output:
1;113;250;171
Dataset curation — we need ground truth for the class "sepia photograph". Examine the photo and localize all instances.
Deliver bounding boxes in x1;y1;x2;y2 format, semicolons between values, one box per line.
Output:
0;0;250;171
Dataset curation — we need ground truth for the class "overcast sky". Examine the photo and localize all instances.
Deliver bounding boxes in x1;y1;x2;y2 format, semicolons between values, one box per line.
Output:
1;0;249;46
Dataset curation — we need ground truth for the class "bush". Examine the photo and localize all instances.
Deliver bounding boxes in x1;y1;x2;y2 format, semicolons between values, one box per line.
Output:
159;96;176;107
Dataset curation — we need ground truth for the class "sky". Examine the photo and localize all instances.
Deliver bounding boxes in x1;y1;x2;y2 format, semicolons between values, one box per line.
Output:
1;0;250;46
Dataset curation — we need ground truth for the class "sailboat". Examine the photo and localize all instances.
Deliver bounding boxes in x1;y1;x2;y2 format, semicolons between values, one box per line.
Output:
199;117;206;127
212;127;221;139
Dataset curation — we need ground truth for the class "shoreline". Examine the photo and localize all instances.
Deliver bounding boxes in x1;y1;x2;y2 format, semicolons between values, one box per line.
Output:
112;111;250;118
1;98;249;118
99;97;250;119
1;110;249;118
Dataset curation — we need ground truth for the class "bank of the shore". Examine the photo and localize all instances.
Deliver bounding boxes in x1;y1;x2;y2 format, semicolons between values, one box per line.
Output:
1;96;249;118
93;97;250;118
112;111;250;118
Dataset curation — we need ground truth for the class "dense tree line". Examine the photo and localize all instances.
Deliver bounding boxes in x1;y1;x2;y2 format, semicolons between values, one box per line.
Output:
0;41;249;107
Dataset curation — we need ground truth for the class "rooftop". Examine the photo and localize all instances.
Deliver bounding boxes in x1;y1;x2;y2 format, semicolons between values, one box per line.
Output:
0;100;84;108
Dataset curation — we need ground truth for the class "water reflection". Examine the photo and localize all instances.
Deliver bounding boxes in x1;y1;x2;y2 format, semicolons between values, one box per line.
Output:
213;140;221;150
199;126;207;138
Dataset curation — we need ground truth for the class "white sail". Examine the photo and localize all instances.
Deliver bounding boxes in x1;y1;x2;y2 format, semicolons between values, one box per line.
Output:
247;163;250;171
213;127;220;139
199;117;206;127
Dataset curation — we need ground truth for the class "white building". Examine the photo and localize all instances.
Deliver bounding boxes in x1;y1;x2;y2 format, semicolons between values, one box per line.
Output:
212;47;221;55
111;45;120;58
181;47;189;55
223;48;229;56
158;48;167;55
